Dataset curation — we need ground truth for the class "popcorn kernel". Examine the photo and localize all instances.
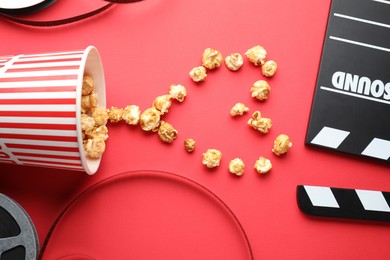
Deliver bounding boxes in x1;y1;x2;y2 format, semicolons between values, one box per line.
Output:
91;106;109;126
169;84;187;102
81;91;98;114
225;53;243;71
184;138;196;153
245;45;267;66
107;106;124;123
202;149;222;168
262;60;278;77
84;137;106;159
189;66;207;82
202;48;223;69
247;111;272;134
140;107;161;132
158;121;178;143
254;156;272;174
153;95;172;115
272;134;292;156
228;158;245;176
230;103;249;116
251;80;270;101
122;105;141;125
82;75;94;96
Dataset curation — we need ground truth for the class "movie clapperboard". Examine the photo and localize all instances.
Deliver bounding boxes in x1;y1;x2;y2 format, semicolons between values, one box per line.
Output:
306;0;390;163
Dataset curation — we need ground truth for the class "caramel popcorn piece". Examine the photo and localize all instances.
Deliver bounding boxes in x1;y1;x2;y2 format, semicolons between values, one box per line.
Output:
202;48;223;69
122;105;141;125
272;134;292;156
153;95;172;115
225;53;243;71
184;138;196;153
107;106;124;123
245;45;267;66
262;60;278;77
80;114;95;132
189;66;207;82
254;156;272;174
228;158;245;176
157;121;178;143
81;91;98;113
169;84;187;102
140;107;161;132
247;111;272;134
82;75;94;96
202;149;222;168
230;103;249;116
84;137;106;159
251;80;271;101
91;106;108;126
85;125;108;141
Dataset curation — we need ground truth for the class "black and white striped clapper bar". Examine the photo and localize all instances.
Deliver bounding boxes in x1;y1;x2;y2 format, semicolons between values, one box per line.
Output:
297;185;390;222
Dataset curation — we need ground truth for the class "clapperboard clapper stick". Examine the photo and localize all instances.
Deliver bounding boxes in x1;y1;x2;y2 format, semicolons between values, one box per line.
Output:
297;185;390;222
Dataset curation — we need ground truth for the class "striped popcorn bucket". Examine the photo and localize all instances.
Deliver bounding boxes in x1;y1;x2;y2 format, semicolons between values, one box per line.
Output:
0;46;106;175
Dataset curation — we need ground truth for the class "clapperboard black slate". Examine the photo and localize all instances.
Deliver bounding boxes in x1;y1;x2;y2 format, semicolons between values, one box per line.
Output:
306;0;390;162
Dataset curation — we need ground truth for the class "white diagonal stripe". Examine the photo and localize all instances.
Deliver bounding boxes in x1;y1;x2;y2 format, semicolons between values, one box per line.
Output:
334;13;390;29
16;54;83;62
304;186;340;208
1;69;79;78
0;79;78;88
0;91;76;99
10;148;80;157
9;61;81;69
311;126;350;149
356;190;390;212
0;105;76;111
0;117;75;124
2;138;79;147
330;36;390;53
372;0;390;4
0;128;77;137
361;138;390;160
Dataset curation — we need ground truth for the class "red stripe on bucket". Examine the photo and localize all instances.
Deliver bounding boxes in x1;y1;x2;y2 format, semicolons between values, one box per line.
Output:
0;159;17;164
0;98;76;105
22;163;84;171
19;158;82;167
0;74;78;82
0;122;76;130
0;111;76;117
13;57;83;65
6;66;80;73
6;143;79;152
0;86;77;93
0;133;77;142
13;152;80;161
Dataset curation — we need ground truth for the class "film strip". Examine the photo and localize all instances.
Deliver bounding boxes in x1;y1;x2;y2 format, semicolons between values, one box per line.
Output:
0;194;39;260
0;0;144;27
306;0;390;163
297;185;390;222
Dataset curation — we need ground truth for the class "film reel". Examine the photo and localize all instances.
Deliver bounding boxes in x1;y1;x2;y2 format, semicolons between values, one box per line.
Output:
0;194;39;260
0;0;56;15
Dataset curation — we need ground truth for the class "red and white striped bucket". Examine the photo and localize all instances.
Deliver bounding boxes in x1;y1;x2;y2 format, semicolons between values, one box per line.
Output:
0;46;106;175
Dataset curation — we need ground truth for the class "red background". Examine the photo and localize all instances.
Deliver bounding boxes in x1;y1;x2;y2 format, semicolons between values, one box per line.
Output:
1;0;390;259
